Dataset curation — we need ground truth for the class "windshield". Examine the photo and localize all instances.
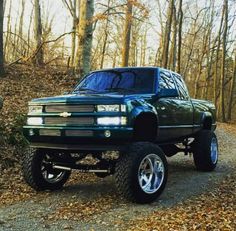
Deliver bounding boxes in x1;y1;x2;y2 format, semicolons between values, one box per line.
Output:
73;69;155;94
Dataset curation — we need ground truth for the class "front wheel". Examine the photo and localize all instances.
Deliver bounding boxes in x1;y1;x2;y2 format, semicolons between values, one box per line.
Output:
192;130;218;171
115;142;168;204
22;148;71;191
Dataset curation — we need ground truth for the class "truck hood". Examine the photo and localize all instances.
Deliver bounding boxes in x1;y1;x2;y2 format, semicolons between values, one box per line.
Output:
29;92;153;105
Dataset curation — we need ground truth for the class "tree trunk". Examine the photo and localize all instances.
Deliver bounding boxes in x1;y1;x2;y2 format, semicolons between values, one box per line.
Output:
220;0;228;122
177;0;183;73
18;0;25;55
75;0;94;77
100;0;111;69
27;7;34;56
34;0;44;66
141;27;147;66
112;48;118;68
71;0;77;67
202;1;215;99
169;5;177;70
130;21;137;66
121;0;132;67
227;51;236;121
0;0;4;76
162;0;174;68
4;0;11;61
214;4;224;107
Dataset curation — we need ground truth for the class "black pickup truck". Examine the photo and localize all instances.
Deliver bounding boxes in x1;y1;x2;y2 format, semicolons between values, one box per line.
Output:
22;67;218;203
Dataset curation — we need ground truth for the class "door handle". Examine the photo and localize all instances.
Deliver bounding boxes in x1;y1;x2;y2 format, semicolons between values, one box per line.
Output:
161;106;166;110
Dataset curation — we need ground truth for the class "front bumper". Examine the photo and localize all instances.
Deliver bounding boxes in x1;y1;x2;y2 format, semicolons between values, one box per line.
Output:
23;126;133;151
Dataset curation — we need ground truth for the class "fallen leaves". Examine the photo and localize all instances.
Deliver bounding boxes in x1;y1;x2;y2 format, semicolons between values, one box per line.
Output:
47;195;118;222
126;173;236;231
0;166;36;206
0;66;77;167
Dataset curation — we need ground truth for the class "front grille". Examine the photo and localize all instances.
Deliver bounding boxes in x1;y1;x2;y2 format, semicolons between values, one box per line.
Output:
39;129;60;136
65;130;93;137
45;105;94;113
44;117;94;125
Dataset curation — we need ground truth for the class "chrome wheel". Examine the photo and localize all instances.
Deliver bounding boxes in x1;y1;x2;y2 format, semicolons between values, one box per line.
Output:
41;154;67;184
210;137;218;164
138;153;165;194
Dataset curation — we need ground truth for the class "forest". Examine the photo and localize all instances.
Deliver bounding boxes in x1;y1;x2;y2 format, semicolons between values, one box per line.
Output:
0;0;236;121
0;0;236;230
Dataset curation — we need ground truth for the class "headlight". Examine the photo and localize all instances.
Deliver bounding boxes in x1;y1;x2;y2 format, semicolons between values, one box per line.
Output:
28;105;43;114
97;105;126;112
97;117;127;125
97;105;120;112
27;117;43;125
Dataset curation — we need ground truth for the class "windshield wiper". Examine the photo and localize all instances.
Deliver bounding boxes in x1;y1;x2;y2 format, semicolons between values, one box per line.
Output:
105;87;137;93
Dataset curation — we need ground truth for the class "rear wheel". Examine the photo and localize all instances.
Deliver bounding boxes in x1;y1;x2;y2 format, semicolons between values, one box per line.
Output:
192;130;218;171
22;148;71;191
115;142;168;204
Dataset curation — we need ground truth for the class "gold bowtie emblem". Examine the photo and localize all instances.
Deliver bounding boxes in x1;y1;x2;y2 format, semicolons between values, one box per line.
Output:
60;112;72;117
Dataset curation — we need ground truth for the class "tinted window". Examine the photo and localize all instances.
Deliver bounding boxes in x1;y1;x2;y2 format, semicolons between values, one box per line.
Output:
172;73;189;99
159;70;176;90
74;69;155;94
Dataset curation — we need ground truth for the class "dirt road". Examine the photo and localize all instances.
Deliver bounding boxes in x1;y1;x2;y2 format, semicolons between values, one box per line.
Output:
0;124;235;231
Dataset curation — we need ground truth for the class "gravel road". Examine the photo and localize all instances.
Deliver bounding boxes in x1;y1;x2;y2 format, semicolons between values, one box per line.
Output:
0;125;235;231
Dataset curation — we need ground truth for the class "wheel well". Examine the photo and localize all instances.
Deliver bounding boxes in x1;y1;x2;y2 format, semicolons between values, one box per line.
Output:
133;113;157;141
203;117;212;130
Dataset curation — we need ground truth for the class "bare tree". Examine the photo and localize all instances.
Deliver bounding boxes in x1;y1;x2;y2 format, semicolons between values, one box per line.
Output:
162;0;174;68
34;0;44;66
121;0;133;67
27;7;34;56
62;0;78;67
18;0;25;54
169;4;177;70
214;4;224;107
0;0;4;76
4;0;12;61
100;0;111;69
177;0;183;73
75;0;94;76
227;50;236;121
220;0;228;122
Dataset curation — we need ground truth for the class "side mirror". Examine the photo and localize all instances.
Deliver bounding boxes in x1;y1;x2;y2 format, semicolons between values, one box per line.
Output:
157;89;179;98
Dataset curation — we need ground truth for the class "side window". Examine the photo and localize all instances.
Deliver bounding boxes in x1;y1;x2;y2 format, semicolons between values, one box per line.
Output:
159;70;176;90
172;73;189;100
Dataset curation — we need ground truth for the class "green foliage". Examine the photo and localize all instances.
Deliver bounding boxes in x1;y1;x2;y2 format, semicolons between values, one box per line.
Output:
8;113;28;147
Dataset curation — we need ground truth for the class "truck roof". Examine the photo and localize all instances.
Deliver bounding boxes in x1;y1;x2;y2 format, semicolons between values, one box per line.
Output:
92;66;158;73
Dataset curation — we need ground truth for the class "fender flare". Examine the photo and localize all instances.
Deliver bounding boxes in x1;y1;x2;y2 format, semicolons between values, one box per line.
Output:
200;112;213;129
130;106;159;126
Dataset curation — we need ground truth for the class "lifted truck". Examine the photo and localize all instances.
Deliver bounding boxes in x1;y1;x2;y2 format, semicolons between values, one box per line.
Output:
22;67;218;203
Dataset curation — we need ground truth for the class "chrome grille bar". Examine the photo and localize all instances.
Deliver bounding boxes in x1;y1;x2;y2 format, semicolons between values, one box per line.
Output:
44;117;94;125
65;130;93;136
45;105;94;113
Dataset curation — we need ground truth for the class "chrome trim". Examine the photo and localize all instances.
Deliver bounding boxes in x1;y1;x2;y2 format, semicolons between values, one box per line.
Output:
159;125;201;129
53;165;71;171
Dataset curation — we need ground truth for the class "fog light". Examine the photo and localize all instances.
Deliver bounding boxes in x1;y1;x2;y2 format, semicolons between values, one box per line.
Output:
97;116;127;125
29;129;34;136
27;117;43;125
104;130;111;138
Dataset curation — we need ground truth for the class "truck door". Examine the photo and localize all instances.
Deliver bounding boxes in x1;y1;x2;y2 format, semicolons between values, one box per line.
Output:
155;69;193;142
